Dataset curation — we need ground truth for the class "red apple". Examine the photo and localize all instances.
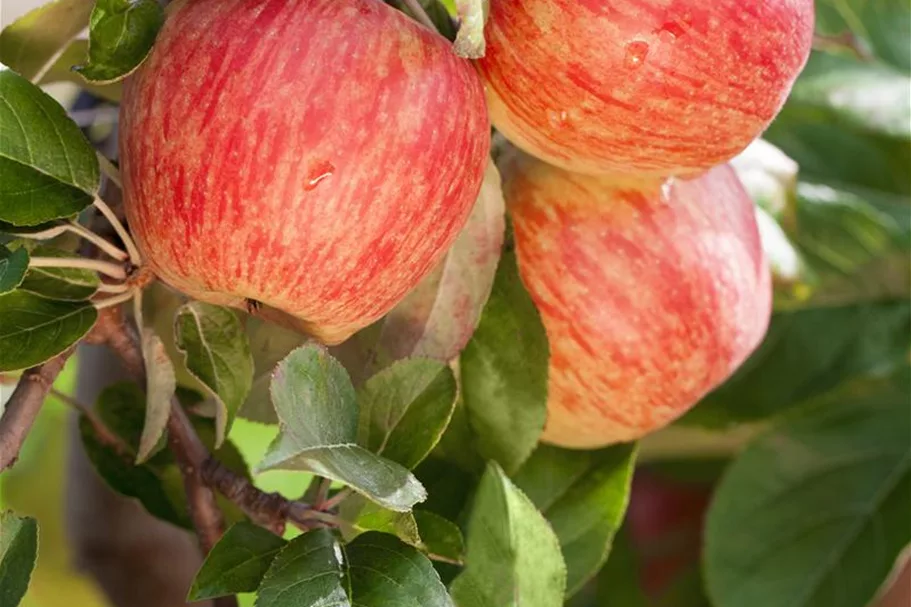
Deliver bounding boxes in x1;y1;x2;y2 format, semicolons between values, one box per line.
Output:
627;471;713;597
507;156;771;447
120;0;490;344
476;0;814;177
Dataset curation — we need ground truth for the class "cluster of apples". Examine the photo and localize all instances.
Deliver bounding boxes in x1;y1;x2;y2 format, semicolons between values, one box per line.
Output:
120;0;814;447
481;0;815;447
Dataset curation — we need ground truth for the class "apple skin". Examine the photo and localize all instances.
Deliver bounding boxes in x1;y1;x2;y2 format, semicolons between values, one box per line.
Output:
120;0;490;344
476;0;814;177
507;156;771;447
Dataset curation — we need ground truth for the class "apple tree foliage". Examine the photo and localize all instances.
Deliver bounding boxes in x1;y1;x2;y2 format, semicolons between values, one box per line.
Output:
0;1;908;606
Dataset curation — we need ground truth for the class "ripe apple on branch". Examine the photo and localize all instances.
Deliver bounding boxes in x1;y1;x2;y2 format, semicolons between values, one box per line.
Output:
3;0;901;606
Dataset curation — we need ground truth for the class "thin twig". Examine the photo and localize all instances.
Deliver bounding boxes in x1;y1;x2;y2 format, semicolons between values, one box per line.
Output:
29;256;127;280
68;221;129;261
93;196;142;264
400;0;437;31
320;487;353;512
314;477;333;508
48;387;126;453
296;509;342;526
0;350;74;471
96;152;123;189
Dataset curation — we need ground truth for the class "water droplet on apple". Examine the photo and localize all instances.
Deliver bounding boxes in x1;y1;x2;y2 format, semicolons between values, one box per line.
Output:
546;109;569;127
624;41;650;69
305;160;335;191
661;177;676;200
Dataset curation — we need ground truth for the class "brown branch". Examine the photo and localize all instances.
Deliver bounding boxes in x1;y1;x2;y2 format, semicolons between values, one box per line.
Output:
93;306;333;539
201;457;327;535
167;403;225;553
0;350;74;471
94;309;228;551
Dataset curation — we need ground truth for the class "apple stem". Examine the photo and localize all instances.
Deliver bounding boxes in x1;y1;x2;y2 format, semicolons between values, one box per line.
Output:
29;256;128;280
93;289;137;311
9;221;129;261
92;196;142;265
7;224;69;240
96;152;123;189
96;282;132;294
67;221;130;261
401;0;438;32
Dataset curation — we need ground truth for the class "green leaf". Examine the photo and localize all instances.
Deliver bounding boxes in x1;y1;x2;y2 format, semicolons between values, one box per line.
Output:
459;249;549;474
0;512;38;607
413;457;478;523
75;0;163;84
256;530;454;607
450;463;566;607
0;0;94;81
788;52;910;140
339;494;423;548
137;329;176;463
815;0;911;72
188;522;286;601
0;245;28;294
0;290;96;372
239;318;306;423
357;358;457;469
685;300;910;426
704;370;911;607
38;39;123;103
15;244;100;300
174;302;253;446
344;532;454;607
432;392;486;474
257;346;426;512
255;529;349;607
0;69;99;226
790;182;910;305
766;53;910;196
453;0;489;59
413;510;465;565
371;159;505;366
79;382;189;528
577;529;648;607
513;444;637;596
0;219;67;236
418;0;458;40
